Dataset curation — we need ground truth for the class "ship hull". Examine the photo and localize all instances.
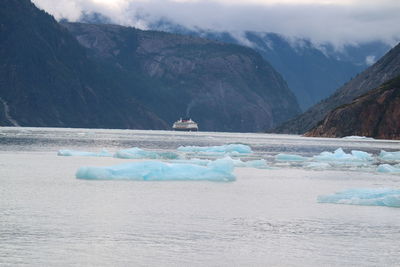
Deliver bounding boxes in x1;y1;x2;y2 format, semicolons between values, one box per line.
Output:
173;128;198;132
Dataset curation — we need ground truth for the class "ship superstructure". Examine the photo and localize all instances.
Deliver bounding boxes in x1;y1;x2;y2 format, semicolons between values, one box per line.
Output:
172;118;198;131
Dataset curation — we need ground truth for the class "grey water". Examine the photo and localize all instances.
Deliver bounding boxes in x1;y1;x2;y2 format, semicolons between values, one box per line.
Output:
1;127;400;266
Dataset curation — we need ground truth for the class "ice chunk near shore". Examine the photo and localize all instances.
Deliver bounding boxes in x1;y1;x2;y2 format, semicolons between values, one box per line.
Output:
377;164;400;173
57;149;112;157
318;188;400;208
313;148;373;162
275;153;307;162
177;144;252;154
114;147;180;160
379;150;400;161
76;158;235;182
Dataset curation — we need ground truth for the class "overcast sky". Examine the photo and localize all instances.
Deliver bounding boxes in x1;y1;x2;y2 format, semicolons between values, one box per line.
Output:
32;0;400;47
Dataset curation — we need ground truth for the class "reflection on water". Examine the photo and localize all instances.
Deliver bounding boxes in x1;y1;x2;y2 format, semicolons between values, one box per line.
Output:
1;126;399;154
1;127;400;266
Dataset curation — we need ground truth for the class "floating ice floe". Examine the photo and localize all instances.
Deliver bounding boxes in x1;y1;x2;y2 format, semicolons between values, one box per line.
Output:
114;147;180;160
313;148;373;162
379;150;400;161
318;188;400;208
342;136;374;140
177;144;252;154
57;149;112;157
275;153;307;162
303;162;331;170
377;164;400;173
170;158;211;166
243;159;270;169
170;157;269;169
76;158;235;182
228;158;270;169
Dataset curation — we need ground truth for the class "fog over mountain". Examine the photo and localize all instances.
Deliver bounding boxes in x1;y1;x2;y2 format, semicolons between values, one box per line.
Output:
32;0;400;48
1;0;301;131
30;0;399;111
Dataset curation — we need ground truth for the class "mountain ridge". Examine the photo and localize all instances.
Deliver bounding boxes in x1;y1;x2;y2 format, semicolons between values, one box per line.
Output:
62;22;301;131
144;20;391;110
0;0;301;132
305;75;400;139
0;0;167;129
272;42;400;134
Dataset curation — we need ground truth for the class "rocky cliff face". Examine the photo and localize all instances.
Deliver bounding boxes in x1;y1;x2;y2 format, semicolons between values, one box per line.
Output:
84;16;392;112
63;23;301;132
273;42;400;134
146;20;390;110
305;75;400;139
0;0;301;131
0;0;166;129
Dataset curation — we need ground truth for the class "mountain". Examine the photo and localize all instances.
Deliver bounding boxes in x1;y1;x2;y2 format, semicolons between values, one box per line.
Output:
273;42;400;134
305;75;400;139
0;0;166;129
0;0;300;132
147;20;391;110
61;22;301;132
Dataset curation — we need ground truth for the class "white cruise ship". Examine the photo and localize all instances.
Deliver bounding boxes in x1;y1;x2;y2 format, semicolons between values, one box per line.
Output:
172;118;198;131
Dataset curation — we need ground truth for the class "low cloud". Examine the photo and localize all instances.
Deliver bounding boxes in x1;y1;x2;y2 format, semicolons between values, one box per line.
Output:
32;0;400;47
365;55;377;66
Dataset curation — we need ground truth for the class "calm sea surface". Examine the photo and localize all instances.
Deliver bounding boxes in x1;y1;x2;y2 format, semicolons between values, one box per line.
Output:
1;127;400;266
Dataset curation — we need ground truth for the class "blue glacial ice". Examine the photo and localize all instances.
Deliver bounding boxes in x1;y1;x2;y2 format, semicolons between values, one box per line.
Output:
318;188;400;208
275;153;307;162
57;149;112;157
243;159;270;169
170;158;211;166
377;164;400;173
177;144;252;154
379;150;400;161
76;158;235;182
170;157;269;169
303;162;331;170
114;147;180;160
313;148;373;162
226;158;269;168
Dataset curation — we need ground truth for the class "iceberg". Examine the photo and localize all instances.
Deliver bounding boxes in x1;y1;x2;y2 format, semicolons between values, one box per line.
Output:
225;157;269;168
377;164;400;173
57;149;112;157
318;188;400;208
170;157;269;169
313;148;373;162
379;150;400;161
177;144;252;154
76;158;235;182
243;159;270;169
275;153;307;162
114;147;180;160
303;162;331;170
170;158;211;166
